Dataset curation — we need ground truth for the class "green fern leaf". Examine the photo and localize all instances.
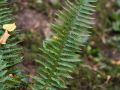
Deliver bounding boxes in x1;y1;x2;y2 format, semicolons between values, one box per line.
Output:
0;55;9;90
0;0;23;89
0;0;22;67
32;0;97;90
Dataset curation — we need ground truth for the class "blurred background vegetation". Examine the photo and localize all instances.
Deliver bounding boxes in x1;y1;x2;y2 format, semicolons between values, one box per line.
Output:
10;0;120;90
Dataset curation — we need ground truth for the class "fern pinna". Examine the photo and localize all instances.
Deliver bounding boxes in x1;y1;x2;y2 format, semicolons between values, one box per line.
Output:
32;0;97;90
0;0;23;89
0;55;9;90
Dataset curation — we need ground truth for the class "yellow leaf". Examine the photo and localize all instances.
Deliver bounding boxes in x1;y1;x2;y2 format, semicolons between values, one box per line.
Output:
3;23;16;32
0;30;10;44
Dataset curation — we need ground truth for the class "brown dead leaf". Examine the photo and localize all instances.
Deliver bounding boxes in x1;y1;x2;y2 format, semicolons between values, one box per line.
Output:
0;30;10;44
0;23;16;44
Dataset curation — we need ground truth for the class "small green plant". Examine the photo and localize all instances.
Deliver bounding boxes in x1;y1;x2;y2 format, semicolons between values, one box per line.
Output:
106;2;120;49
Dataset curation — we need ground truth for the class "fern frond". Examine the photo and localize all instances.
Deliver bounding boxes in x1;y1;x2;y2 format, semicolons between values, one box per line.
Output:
0;0;23;89
0;0;22;67
32;0;97;90
0;54;24;90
